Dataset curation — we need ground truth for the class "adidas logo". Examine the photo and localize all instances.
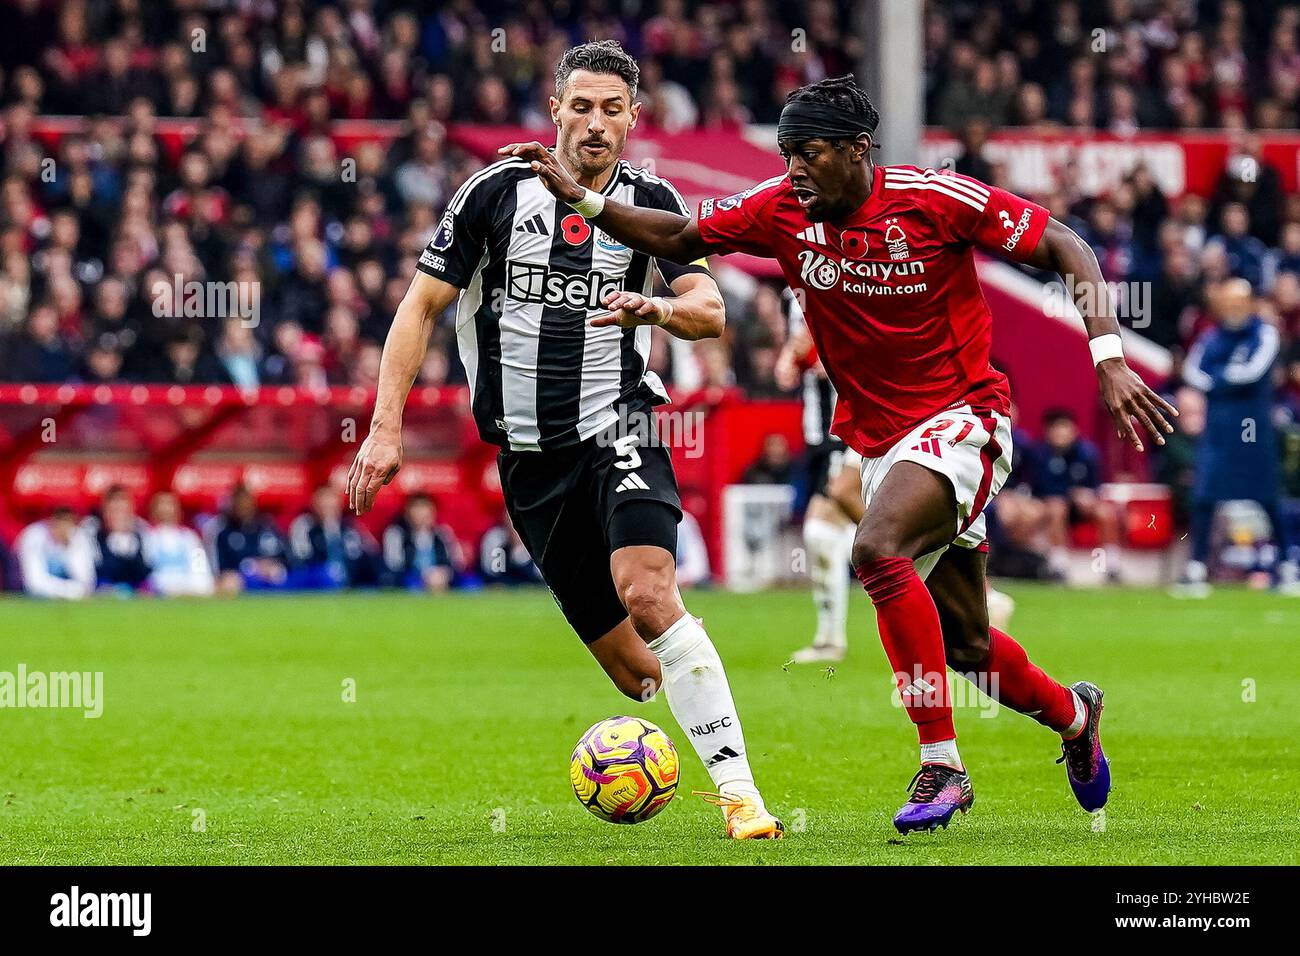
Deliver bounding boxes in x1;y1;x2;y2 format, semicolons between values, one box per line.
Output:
514;213;550;236
706;745;740;767
797;223;828;243
614;473;649;493
910;438;943;458
902;677;937;699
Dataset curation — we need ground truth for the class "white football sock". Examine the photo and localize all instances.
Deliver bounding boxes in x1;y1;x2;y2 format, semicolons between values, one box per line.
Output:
648;613;761;803
1060;689;1087;739
804;518;853;648
919;739;963;771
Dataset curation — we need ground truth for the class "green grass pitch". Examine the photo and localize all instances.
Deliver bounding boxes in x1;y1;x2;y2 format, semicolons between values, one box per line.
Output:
1;586;1296;865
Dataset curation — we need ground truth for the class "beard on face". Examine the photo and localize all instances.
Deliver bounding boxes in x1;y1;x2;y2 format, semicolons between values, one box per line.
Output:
561;129;623;178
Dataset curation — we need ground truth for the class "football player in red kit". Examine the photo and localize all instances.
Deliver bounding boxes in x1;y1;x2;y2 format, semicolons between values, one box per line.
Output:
500;75;1176;833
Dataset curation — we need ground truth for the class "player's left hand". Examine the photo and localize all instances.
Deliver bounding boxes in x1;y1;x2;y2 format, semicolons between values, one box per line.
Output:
1096;358;1178;452
591;290;672;329
497;141;585;204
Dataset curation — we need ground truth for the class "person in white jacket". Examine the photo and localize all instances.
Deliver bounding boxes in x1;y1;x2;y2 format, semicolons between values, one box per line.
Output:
143;491;215;597
17;508;96;600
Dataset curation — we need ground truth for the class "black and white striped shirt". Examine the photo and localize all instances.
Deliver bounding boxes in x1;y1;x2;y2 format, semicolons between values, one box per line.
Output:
417;156;710;452
785;287;838;449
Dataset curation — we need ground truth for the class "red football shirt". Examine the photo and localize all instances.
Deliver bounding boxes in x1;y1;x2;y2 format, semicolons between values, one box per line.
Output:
697;164;1050;456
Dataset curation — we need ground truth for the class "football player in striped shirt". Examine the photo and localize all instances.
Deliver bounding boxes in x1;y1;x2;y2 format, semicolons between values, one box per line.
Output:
503;74;1177;834
348;41;782;839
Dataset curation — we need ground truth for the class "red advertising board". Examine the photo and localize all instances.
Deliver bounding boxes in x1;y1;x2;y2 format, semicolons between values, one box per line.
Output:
920;129;1299;200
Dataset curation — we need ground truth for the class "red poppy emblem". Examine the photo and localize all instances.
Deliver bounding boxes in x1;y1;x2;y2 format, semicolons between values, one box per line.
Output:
840;229;869;258
561;213;591;245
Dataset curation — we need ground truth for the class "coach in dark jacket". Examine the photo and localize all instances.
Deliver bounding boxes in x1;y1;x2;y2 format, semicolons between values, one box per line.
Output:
381;493;461;592
205;484;289;594
288;485;377;589
88;485;151;591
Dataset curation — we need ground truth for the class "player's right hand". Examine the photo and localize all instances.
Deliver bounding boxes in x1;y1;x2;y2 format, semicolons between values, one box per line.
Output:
347;428;403;516
497;141;585;204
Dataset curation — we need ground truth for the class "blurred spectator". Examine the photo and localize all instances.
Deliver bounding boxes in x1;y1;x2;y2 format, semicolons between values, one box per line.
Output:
1031;409;1121;582
287;484;377;589
1;304;76;382
986;402;1052;579
87;485;150;591
143;491;215;597
478;509;539;586
17;506;95;600
1211;134;1284;247
1206;204;1272;291
205;484;290;595
676;508;712;587
741;433;795;485
213;317;265;389
952;119;994;183
1153;386;1207;532
382;493;462;592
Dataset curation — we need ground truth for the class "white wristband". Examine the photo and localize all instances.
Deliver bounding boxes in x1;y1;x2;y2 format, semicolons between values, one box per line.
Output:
570;188;605;219
651;296;674;327
1088;333;1124;366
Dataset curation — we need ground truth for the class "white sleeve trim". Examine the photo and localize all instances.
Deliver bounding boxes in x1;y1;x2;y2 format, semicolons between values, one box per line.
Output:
1222;324;1280;385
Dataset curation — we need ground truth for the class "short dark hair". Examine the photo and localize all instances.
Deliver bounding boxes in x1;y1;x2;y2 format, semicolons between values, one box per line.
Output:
101;483;129;502
1043;407;1077;428
784;74;880;142
555;40;639;100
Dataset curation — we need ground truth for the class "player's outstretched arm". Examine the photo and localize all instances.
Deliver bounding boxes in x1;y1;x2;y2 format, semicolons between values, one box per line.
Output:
498;141;711;264
347;271;459;515
591;273;724;341
1023;217;1178;452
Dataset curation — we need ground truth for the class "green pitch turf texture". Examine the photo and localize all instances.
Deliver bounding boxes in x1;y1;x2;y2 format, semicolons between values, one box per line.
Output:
1;586;1296;865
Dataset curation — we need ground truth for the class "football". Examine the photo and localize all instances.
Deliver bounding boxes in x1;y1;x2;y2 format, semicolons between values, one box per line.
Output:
569;716;680;824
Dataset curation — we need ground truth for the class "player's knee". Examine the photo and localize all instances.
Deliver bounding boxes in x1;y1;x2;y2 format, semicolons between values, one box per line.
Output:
850;524;906;571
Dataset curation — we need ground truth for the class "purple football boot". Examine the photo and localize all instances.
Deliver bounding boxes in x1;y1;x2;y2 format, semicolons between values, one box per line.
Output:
893;763;974;834
1057;681;1110;812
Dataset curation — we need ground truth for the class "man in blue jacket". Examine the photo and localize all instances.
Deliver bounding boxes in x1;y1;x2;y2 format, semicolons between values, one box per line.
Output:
1179;278;1295;595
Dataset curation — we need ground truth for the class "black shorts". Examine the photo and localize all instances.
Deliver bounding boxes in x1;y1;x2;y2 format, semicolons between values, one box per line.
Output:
499;430;681;644
805;437;849;498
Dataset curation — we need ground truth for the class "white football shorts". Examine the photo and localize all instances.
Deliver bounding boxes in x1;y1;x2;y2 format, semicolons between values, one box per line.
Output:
854;404;1013;581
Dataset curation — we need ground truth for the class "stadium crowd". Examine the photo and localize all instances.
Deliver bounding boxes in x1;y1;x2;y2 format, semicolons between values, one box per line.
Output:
1;479;544;598
0;0;1298;591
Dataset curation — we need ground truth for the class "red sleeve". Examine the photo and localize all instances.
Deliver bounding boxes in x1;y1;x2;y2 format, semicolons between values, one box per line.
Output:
695;182;781;257
953;180;1051;263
